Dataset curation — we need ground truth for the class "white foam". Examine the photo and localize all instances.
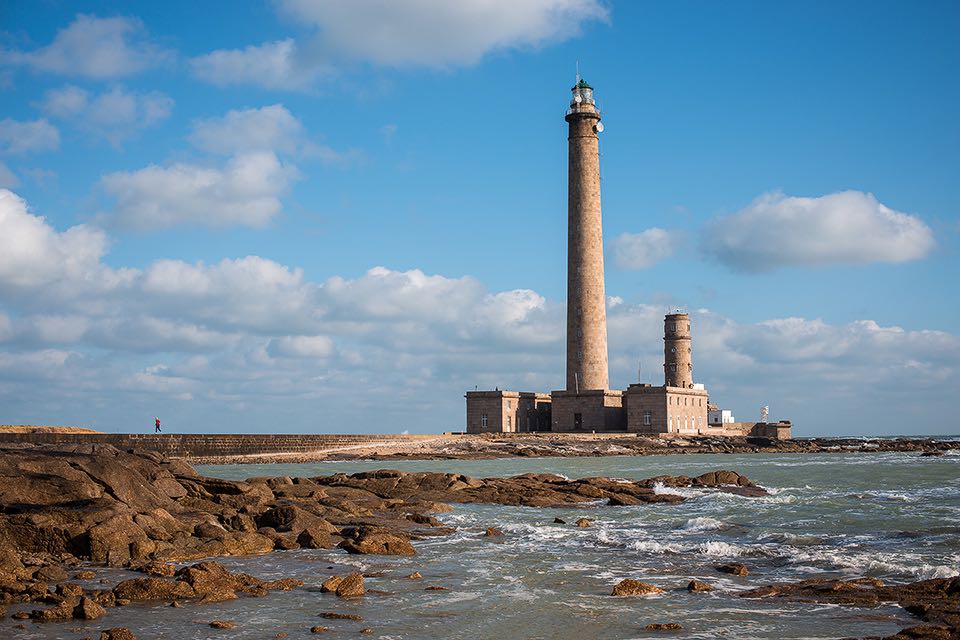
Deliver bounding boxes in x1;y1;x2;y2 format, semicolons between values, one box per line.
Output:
698;541;745;556
681;517;726;532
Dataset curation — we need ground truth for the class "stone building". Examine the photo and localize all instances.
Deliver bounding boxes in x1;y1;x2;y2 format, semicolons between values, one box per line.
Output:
464;78;790;439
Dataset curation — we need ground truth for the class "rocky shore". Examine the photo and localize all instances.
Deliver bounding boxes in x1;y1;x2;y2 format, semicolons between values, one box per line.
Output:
189;434;960;464
0;443;955;639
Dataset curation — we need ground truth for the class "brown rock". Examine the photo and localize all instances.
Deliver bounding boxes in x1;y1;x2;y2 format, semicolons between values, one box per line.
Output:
113;577;194;602
99;629;138;640
321;575;344;593
74;570;97;580
35;565;68;582
575;518;592;528
687;579;713;592
310;627;330;633
339;526;415;556
32;600;76;621
483;527;504;537
297;527;340;550
716;563;749;577
404;572;422;580
209;620;237;628
611;579;664;597
360;629;374;635
335;573;365;598
425;585;449;591
645;623;682;630
74;597;106;620
12;611;29;619
319;612;363;621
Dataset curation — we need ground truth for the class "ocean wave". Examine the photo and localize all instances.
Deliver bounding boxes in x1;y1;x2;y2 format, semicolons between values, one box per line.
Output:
698;541;746;556
681;517;728;532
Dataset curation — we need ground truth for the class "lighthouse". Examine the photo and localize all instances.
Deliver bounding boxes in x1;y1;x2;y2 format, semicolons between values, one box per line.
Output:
565;77;610;393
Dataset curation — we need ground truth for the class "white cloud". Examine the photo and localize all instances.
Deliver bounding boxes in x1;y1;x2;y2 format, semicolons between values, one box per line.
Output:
0;189;128;295
268;335;335;359
191;1;608;89
704;191;935;272
1;14;174;78
613;228;682;269
190;39;320;90
100;152;299;230
0;189;957;436
189;104;303;155
42;85;173;146
0;162;18;188
0;118;60;154
279;0;609;66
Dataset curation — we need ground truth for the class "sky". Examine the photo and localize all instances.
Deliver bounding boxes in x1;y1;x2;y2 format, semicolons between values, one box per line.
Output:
0;0;957;436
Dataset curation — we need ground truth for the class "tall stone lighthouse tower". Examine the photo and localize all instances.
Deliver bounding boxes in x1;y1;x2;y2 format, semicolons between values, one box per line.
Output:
565;78;609;392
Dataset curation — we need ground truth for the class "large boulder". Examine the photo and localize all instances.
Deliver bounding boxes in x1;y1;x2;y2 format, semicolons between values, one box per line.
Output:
338;526;415;556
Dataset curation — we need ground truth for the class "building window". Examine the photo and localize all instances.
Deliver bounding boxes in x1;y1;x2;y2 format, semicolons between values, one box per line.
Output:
507;400;512;409
643;411;651;426
481;414;488;428
574;413;583;429
506;416;511;429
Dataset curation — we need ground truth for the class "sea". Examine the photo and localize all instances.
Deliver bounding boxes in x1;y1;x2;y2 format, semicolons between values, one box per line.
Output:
15;450;960;639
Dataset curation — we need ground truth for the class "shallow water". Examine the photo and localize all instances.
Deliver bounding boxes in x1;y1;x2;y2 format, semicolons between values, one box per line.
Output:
12;451;960;639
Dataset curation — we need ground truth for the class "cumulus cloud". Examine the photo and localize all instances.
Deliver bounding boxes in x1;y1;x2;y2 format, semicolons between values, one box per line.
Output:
189;104;304;155
703;191;935;272
190;39;321;90
280;0;609;66
0;189;956;436
0;118;59;154
42;85;173;146
0;189;127;295
99;152;299;230
1;14;174;78
613;228;682;269
191;1;607;89
268;335;335;359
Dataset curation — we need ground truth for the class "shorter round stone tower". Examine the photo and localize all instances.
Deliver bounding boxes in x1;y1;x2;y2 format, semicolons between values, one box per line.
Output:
664;312;693;388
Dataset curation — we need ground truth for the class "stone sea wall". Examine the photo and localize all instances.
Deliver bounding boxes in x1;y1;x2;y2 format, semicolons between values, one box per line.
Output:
0;432;436;458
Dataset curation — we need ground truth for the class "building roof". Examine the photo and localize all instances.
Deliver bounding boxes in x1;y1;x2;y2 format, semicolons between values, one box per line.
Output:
573;78;593;90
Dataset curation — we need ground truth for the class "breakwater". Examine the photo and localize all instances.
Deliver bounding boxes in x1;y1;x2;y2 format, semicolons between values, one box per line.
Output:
0;432;437;458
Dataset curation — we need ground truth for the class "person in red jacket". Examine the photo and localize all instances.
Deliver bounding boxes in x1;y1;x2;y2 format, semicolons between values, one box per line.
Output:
155;417;161;433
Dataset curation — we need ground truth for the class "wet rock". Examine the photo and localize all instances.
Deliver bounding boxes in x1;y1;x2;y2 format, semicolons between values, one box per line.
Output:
137;561;176;577
310;626;330;633
74;597;106;620
113;577;194;602
297;527;340;550
339;526;415;556
575;518;592;528
553;518;566;524
335;573;365;598
425;586;448;591
483;527;504;537
12;611;29;619
319;612;363;621
321;575;345;593
74;570;97;580
404;572;422;580
645;623;682;630
99;629;138;640
360;629;374;635
611;579;664;596
32;599;76;621
209;620;237;628
687;579;713;592
170;600;182;608
716;563;749;576
35;565;68;582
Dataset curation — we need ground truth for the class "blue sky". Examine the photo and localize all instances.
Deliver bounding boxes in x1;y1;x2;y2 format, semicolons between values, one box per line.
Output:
0;1;957;435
